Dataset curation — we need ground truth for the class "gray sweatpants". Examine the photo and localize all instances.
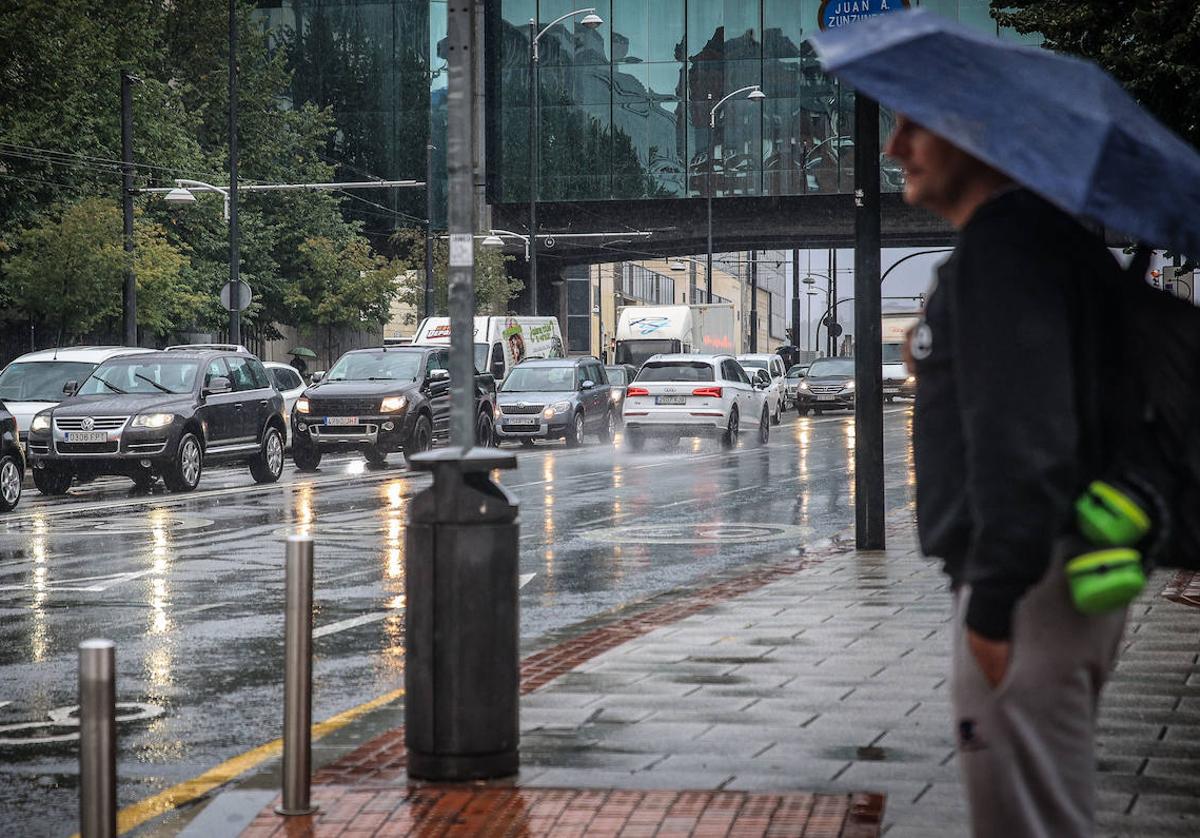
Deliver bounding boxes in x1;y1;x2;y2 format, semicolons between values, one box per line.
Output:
952;561;1127;838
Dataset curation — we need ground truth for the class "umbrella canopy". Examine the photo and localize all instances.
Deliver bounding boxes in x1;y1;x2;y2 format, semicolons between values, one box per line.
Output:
289;347;317;359
809;9;1200;257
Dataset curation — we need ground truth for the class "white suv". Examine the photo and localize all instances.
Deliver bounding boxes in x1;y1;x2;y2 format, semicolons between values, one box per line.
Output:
737;353;789;424
622;354;770;451
0;346;158;442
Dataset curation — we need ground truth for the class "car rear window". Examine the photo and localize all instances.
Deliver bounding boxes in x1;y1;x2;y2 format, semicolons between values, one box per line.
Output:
636;362;714;383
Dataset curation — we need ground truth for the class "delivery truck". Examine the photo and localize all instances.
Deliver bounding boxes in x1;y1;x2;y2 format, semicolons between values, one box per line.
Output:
614;304;736;369
881;311;921;400
412;316;564;381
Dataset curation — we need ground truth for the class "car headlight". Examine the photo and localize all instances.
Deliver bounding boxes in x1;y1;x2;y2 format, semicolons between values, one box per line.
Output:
31;414;51;432
543;401;571;419
906;375;916;385
380;395;407;413
131;413;174;429
843;380;855;391
798;381;809;391
296;398;310;414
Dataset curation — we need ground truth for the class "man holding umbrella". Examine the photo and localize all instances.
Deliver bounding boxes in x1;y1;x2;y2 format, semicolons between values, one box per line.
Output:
811;10;1200;837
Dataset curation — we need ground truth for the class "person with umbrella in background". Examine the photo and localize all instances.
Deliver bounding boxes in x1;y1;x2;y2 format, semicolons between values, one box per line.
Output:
289;347;316;381
811;10;1200;837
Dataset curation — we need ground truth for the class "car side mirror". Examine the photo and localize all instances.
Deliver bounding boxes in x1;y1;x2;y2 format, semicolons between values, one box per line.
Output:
754;370;771;388
310;371;325;384
581;379;595;390
428;369;451;383
62;380;79;396
490;360;506;380
203;376;232;397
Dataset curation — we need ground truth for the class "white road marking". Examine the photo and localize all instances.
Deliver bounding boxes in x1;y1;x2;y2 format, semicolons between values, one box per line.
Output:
520;573;536;588
0;568;154;593
313;611;393;638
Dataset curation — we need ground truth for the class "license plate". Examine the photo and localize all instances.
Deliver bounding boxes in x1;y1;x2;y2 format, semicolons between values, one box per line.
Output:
815;394;836;402
65;431;108;443
506;417;538;426
656;395;686;405
325;417;358;426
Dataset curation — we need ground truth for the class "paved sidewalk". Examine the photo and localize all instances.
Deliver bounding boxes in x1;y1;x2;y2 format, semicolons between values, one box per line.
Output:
224;515;1199;837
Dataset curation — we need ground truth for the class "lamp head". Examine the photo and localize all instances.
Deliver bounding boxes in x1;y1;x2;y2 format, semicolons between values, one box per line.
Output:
481;234;506;248
580;12;603;29
669;261;687;272
164;187;197;206
747;87;766;102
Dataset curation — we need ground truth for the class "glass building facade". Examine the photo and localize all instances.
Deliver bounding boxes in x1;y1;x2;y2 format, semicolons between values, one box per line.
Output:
486;0;1038;205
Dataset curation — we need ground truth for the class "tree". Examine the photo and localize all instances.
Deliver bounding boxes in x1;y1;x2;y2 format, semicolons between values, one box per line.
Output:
991;2;1200;147
389;228;524;323
4;197;197;341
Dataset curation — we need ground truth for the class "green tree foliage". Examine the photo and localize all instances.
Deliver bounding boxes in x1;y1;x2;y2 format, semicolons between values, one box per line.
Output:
991;2;1200;146
4;197;196;341
0;0;402;347
390;228;524;323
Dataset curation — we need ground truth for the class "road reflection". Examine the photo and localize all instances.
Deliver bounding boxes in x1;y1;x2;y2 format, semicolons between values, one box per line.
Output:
379;479;408;675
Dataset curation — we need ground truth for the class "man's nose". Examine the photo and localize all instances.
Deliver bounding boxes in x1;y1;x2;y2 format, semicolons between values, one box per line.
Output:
884;127;904;160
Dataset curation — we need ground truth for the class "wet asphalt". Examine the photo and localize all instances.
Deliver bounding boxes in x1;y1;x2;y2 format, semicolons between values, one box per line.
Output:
0;405;916;837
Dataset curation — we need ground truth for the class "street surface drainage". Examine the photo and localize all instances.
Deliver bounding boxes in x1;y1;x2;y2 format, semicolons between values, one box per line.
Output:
0;515;212;535
584;523;809;545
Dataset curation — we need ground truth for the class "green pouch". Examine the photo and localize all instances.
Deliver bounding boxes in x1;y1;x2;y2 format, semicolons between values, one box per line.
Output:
1075;480;1152;547
1066;548;1146;614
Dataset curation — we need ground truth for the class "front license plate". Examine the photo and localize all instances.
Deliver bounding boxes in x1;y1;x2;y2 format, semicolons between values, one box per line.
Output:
507;417;538;426
65;431;108;443
815;394;836;402
656;395;686;405
325;416;358;426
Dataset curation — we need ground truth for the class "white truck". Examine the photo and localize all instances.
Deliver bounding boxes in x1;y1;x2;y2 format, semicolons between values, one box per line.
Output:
411;316;564;381
614;304;736;369
881;311;921;400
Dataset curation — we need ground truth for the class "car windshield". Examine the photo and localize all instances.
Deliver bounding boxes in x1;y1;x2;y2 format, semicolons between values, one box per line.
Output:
605;367;627;385
501;366;576;392
636;362;715;382
786;366;806;378
79;359;199;395
327;351;423;381
882;344;905;364
738;359;768;371
0;361;96;402
807;358;855;377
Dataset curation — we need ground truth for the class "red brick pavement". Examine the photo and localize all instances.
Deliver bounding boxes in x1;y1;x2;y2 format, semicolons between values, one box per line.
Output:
242;787;885;837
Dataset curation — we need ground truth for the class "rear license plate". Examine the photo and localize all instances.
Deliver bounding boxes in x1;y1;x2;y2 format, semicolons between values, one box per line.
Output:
815;394;836;402
325;417;358;426
65;431;107;443
656;395;686;405
507;417;538;426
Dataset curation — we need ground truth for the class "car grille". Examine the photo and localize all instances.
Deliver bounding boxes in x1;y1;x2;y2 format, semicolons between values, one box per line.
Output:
883;378;907;386
312;425;372;435
308;398;380;416
56;441;120;455
807;384;848;395
29;443;49;456
55;416;128;431
500;403;544;415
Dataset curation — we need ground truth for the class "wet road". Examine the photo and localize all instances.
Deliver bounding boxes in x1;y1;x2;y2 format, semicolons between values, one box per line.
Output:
0;406;916;837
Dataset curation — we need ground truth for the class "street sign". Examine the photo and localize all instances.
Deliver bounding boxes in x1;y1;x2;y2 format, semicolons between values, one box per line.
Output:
819;0;910;30
220;280;253;312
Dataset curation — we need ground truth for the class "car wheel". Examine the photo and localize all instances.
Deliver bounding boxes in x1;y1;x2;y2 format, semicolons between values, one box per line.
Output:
163;433;203;493
721;407;739;450
33;466;72;496
772;400;782;425
520;438;536;448
475;411;494;448
364;445;388;467
293;440;322;471
0;455;22;511
624;429;645;452
250;427;285;484
131;471;157;491
797;404;808;416
566;411;584;448
403;413;433;468
759;406;771;445
597;409;616;444
813;408;824;416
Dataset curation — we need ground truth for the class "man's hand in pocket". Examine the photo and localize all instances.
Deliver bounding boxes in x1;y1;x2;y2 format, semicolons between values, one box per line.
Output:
968;630;1011;689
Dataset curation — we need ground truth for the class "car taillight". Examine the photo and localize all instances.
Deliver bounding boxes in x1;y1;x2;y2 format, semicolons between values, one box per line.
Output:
692;386;722;398
627;386;650;397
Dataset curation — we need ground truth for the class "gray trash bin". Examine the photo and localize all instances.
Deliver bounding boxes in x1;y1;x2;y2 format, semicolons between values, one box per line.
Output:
405;448;520;780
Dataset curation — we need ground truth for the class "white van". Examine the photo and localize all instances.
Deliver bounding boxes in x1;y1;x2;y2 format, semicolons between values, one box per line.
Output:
0;346;159;441
411;316;564;381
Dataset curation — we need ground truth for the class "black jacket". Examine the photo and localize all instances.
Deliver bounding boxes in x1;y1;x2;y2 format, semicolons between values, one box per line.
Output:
913;188;1116;640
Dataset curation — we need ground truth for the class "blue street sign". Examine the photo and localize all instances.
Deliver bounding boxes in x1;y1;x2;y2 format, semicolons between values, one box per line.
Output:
819;0;911;30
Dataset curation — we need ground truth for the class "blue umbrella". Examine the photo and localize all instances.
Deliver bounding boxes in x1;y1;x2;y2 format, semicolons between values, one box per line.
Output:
809;9;1200;257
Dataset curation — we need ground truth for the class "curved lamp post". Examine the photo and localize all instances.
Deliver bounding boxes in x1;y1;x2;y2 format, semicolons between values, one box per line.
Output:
706;85;766;304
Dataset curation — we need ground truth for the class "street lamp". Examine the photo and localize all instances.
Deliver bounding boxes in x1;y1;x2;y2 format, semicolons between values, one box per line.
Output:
529;8;604;316
706;85;765;304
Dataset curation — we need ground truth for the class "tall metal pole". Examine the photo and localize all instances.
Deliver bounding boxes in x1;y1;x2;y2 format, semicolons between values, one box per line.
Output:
120;72;136;348
807;289;813;354
829;247;838;356
854;96;884;550
528;20;539;316
79;639;116;838
425;140;436;318
749;249;758;352
791;249;801;349
228;0;241;346
706;95;715;305
276;535;317;816
447;0;478;448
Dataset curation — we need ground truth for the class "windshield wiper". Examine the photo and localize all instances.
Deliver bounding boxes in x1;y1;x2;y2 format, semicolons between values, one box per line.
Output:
133;372;177;394
95;379;127;394
365;376;397;381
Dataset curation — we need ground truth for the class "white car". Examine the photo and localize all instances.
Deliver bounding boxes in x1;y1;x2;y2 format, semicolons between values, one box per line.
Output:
622;354;770;451
0;346;159;443
736;353;788;424
264;362;307;447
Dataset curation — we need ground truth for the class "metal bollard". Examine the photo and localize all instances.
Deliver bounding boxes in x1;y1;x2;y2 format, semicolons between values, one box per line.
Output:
79;639;116;838
276;534;318;816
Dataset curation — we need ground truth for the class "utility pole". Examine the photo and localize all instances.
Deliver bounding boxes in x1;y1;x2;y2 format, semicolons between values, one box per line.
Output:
528;20;540;315
829;248;838;356
228;0;241;346
791;249;801;350
120;71;137;347
749;249;759;352
425;140;436;318
854;96;884;550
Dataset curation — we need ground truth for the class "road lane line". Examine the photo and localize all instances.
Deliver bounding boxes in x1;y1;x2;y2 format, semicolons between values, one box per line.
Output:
82;687;406;838
313;612;392;638
520;573;536;588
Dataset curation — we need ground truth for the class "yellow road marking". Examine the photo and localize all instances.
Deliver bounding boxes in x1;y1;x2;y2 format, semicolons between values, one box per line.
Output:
69;687;405;837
